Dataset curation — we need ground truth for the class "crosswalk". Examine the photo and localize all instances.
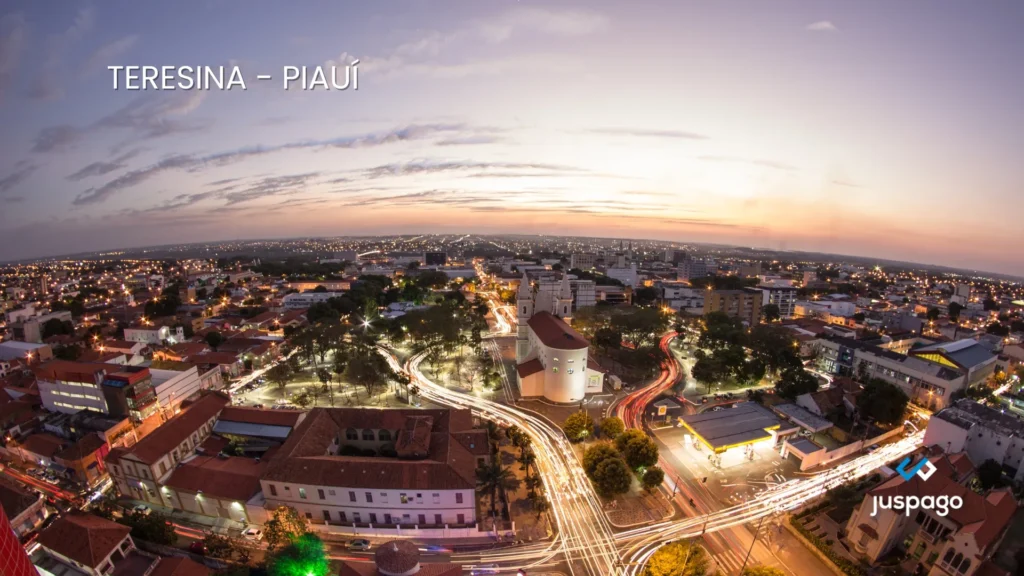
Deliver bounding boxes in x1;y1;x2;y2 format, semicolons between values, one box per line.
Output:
710;550;747;574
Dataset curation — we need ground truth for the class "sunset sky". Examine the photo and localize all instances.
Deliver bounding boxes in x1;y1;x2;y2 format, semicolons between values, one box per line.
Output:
1;0;1022;274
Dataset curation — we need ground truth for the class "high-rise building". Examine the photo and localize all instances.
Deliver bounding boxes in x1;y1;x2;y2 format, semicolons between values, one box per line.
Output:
0;505;37;576
424;251;448;266
678;254;714;281
571;253;596;270
703;288;763;326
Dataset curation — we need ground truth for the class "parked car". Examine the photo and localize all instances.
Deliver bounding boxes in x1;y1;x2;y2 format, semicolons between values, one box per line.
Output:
132;504;152;516
347;538;371;551
242;527;264;541
189;541;207;555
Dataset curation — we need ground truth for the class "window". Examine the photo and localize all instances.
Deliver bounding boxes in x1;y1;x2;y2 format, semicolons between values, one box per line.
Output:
416;493;422;504
455;493;463;504
345;428;358;441
329;489;336;496
568;369;575;374
401;493;409;504
369;513;378;524
269;484;277;496
384;513;392;524
378;430;391;441
284;486;291;492
339;511;347;522
457;514;465;524
432;493;440;504
317;489;325;500
305;512;312;519
365;492;373;503
299;488;307;499
362;430;375;441
353;513;361;523
322;510;331;521
349;491;356;502
435;514;442;525
380;492;388;504
418;514;426;525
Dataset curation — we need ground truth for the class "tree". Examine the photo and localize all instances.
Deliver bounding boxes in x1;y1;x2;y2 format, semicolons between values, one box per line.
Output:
582;442;620;478
987;322;1010;337
948;301;964;322
976;459;1005;490
926;307;941;322
774;367;819;400
698;311;745;350
343;345;395;399
119;510;176;545
742;565;787;576
264;506;309;550
746;325;801;375
267;533;330;576
762;303;781;324
618;431;659;470
691;354;727;395
856;378;910;426
642;466;665;492
599;416;625;439
592;456;632;497
611;308;670;349
594;327;623;352
476;462;521;520
562;411;594;442
204;331;225;351
203;532;238;559
267;363;293;396
643;539;709;576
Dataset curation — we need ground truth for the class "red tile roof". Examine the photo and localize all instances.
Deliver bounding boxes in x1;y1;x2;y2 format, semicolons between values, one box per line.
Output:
19;433;67;459
516;359;544;378
264;408;483;491
164;455;268;502
218;406;304;428
527;312;590;350
108;392;229;464
151;557;211;576
37;513;131;569
0;476;40;520
55;432;107;463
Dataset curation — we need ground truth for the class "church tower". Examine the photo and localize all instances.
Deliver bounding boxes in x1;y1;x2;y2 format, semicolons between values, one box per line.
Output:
516;272;534;362
555;273;573;320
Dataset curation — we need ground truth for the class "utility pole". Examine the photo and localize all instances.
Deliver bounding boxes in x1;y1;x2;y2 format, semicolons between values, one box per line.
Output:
739;514;767;574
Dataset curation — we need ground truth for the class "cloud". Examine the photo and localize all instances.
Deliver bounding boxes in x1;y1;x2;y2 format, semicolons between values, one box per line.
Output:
0;13;28;103
0;161;37;195
698;155;798;171
83;35;139;75
74;124;469;205
587;128;710;140
362;159;584;179
66;148;144;181
221;173;320;205
436;135;504;146
806;21;838;32
30;6;96;100
31;125;84;153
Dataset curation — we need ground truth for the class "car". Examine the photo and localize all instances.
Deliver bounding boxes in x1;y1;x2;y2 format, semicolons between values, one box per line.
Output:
866;444;879;453
420;544;451;553
347;538;372;551
189;541;207;555
242;527;264;541
253;403;265;409
470;564;499;575
132;504;152;516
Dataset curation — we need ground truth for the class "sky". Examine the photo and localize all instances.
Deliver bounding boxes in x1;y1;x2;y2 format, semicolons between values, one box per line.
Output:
1;0;1022;274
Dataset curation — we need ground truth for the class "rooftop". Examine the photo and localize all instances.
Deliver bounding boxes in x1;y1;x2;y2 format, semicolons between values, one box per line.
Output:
527;311;589;350
37;513;132;569
679;402;782;452
164;454;268;501
107;392;229;464
932;399;1024;438
0;475;41;519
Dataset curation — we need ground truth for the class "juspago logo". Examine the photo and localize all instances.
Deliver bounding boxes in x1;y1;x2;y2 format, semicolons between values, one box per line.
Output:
870;457;963;518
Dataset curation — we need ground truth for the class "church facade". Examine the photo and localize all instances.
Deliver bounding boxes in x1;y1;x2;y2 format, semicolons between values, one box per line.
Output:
514;273;605;403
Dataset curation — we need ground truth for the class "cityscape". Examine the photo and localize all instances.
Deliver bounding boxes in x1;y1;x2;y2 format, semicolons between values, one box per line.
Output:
2;3;1024;576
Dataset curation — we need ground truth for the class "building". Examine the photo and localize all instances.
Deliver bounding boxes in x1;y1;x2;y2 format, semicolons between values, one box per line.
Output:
759;282;798;319
340;540;462;576
54;432;111;487
678;402;788;468
261;408;490;533
951;283;971;306
284;280;352;292
160;454;268;525
0;341;53;363
124;325;172;345
424;252;448;266
923;400;1024;484
845;449;1016;575
212;406;306;449
11;311;73;344
908;340;998;389
657;281;704;313
812;336;990;410
34;361;160;421
149;364;208;418
571;253;596;270
150;557;211;576
282;291;345;309
569;279;597;310
105;392;230;506
678;254;714;281
703;288;764;326
0;476;46;536
35;513;156;576
0;505;39;576
795;299;856;321
605;264;638;287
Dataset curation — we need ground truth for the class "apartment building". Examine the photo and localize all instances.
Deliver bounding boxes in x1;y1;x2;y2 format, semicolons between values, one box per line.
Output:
105;392;229;505
34;361;160;422
261;408;489;533
924;400;1024;484
570;253;596;270
812;336;993;411
845;449;1016;576
759;283;798;319
703;288;763;326
282;291;345;309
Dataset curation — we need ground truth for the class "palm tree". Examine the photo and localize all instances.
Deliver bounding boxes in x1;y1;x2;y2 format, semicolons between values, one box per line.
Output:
476;462;522;523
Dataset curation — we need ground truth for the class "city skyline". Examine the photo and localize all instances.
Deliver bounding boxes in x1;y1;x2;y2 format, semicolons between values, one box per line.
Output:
2;1;1023;274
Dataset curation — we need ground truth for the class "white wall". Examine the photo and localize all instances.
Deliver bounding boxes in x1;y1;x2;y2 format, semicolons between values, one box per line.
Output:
151;367;202;414
38;379;108;414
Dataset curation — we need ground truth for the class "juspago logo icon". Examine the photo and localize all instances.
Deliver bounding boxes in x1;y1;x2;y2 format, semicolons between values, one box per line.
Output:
895;456;938;481
870;456;963;517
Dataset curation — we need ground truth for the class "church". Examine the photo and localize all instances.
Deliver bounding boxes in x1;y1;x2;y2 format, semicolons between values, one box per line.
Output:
514;272;605;403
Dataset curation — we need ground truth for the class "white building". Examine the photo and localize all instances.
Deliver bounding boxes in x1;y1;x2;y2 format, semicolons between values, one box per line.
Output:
124;325;172;345
795;299;856;319
677;254;715;281
569;279;596;310
760;283;798;319
605;264;638;287
924;400;1024;484
282;291;345;309
514;273;604;402
261;408;489;533
149;365;208;418
656;281;705;313
570;253;596;270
